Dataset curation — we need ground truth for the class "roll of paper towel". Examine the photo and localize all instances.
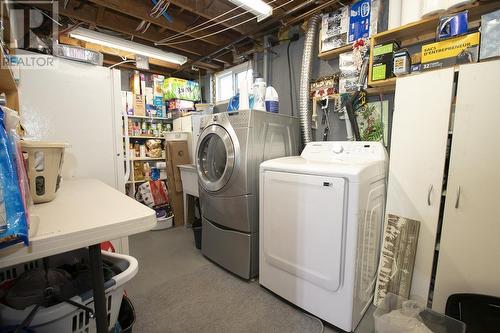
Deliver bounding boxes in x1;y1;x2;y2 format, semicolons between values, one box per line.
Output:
422;0;447;18
447;0;473;9
388;0;402;29
401;0;422;26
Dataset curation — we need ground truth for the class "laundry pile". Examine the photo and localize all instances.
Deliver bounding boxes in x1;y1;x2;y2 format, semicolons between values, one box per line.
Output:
0;259;119;310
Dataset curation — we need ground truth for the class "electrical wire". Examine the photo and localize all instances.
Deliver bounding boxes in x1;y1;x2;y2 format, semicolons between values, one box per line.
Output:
304;312;325;333
157;0;280;44
108;59;136;69
261;287;324;333
287;39;295;117
158;0;295;45
156;0;261;44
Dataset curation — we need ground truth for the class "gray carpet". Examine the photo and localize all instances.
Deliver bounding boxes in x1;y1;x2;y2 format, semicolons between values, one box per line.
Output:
127;228;335;333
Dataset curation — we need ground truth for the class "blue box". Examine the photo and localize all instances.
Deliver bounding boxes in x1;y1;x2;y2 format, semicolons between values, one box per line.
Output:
349;0;372;43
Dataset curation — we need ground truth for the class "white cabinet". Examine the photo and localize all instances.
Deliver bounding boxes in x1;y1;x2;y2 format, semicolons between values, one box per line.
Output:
172;114;204;163
387;60;500;311
386;67;455;304
432;61;500;312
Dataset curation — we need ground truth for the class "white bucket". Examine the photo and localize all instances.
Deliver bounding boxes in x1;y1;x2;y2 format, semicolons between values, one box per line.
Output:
21;141;69;204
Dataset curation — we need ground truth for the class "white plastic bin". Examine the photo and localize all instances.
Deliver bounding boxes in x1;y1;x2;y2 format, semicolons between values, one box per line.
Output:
0;249;138;333
21;141;69;203
374;293;466;333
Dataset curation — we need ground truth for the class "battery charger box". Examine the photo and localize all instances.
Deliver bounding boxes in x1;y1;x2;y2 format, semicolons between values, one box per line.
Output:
372;41;399;81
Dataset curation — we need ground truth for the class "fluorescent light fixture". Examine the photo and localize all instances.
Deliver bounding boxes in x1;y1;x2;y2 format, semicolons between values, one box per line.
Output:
228;0;273;22
69;27;187;65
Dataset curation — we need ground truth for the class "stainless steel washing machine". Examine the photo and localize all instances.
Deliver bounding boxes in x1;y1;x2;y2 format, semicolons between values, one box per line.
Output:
196;110;299;279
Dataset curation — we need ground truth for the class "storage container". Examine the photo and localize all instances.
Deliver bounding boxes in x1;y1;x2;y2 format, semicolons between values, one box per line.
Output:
0;249;138;333
21;141;68;204
374;293;466;333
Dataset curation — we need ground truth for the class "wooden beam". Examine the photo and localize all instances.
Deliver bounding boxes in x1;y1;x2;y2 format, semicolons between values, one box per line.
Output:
35;1;226;70
59;34;181;70
86;0;238;46
169;0;260;35
102;54;201;79
96;6;105;24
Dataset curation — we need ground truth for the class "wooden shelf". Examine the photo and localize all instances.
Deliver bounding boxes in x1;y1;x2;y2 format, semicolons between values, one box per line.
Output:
0;48;19;111
126;135;166;140
126;177;167;185
124;115;172;121
369;78;397;88
365;84;396;96
372;1;500;46
130;157;165;161
318;44;353;60
367;2;500;89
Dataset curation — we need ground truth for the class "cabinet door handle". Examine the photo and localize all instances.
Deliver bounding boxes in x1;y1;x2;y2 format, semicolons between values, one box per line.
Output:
455;186;461;209
427;184;433;206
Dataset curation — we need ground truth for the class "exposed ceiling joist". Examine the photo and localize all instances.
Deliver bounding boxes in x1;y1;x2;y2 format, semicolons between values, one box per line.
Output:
34;2;226;70
169;0;260;35
85;0;238;46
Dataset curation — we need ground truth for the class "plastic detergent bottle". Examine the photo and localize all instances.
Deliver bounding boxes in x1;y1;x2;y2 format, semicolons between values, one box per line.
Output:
265;86;279;113
239;80;250;110
253;78;266;111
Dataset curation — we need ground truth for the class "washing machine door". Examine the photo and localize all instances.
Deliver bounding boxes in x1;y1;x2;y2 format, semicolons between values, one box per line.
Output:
196;124;235;192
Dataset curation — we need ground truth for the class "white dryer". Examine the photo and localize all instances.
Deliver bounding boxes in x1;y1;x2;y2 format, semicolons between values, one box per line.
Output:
259;141;387;332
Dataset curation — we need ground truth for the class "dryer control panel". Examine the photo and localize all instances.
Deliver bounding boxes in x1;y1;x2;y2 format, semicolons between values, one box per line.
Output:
301;141;387;162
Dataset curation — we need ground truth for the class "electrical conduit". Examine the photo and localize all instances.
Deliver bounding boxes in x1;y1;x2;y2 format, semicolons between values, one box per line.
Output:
299;14;320;146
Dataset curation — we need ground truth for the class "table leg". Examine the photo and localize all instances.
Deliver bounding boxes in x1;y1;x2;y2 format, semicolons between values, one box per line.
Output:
88;244;108;333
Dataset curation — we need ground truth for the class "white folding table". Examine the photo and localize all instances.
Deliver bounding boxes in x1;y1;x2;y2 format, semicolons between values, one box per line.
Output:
0;179;156;333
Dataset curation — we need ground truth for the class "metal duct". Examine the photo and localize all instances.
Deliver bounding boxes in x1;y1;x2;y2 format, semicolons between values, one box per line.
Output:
299;14;320;146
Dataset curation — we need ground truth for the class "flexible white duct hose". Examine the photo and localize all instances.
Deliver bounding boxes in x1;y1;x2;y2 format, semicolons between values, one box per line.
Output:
299;14;321;146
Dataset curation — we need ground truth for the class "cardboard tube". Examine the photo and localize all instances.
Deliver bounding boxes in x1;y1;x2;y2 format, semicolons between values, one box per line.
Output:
401;0;422;26
388;0;402;29
422;0;447;18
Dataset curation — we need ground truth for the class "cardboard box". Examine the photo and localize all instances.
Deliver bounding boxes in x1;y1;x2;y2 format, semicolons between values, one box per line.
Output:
145;87;155;117
348;0;379;43
422;32;480;71
320;7;349;52
126;92;134;115
153;74;165;97
165;141;190;226
163;78;201;101
133;94;145;116
480;10;500;60
130;71;141;95
372;41;399;81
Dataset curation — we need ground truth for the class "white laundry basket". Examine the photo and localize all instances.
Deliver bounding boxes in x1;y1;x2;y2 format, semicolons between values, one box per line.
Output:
21;141;68;204
0;249;138;333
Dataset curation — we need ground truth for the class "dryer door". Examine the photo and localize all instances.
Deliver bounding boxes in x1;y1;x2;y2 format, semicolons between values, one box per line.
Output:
196;124;235;192
261;171;346;291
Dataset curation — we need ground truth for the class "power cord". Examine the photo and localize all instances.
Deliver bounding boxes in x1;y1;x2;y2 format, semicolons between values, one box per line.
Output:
287;33;300;117
260;284;324;333
304;312;325;333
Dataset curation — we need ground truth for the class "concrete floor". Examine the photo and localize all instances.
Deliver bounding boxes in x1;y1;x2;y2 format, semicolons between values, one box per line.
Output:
127;227;374;332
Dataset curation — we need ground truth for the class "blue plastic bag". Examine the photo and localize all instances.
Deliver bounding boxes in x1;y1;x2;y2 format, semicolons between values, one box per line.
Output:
0;107;28;248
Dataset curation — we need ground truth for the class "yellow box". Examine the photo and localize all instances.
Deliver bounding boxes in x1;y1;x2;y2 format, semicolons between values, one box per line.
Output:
422;32;480;64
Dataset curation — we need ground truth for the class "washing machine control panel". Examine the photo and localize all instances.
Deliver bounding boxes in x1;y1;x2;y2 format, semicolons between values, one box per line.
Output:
301;142;386;162
199;110;251;130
